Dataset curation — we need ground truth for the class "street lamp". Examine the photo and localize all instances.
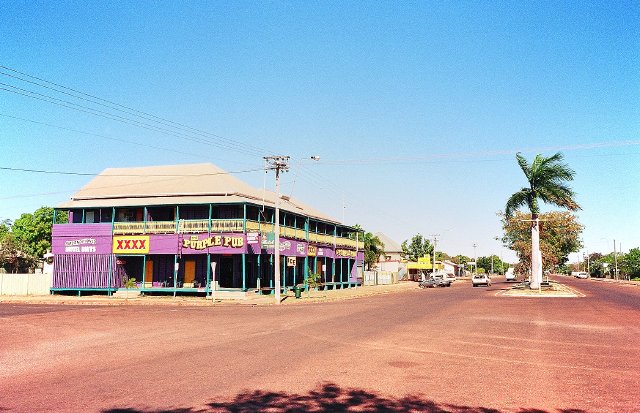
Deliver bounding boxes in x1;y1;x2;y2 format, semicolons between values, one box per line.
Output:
494;236;504;275
472;243;477;275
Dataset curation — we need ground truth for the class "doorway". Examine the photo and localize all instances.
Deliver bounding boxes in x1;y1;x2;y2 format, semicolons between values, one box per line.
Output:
220;256;234;288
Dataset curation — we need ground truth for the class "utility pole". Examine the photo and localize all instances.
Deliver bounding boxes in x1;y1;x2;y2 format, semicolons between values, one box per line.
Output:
429;234;440;275
613;239;619;280
264;156;290;304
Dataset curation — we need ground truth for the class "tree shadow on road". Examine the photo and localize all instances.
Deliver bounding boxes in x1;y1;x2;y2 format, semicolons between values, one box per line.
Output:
103;382;589;413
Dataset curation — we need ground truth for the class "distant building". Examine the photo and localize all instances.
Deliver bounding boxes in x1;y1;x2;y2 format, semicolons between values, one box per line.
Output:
374;232;404;273
442;260;465;277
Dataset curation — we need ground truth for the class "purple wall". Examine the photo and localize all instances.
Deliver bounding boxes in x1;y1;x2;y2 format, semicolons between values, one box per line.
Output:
52;254;119;288
314;246;335;259
52;224;113;255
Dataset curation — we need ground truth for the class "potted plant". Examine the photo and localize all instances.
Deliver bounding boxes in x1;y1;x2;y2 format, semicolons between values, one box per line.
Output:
122;275;138;300
305;270;321;297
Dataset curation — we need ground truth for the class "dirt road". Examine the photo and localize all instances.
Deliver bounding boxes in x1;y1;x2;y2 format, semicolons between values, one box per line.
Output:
1;277;638;412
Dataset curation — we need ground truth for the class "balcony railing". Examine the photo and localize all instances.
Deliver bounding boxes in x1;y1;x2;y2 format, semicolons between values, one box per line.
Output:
111;220;363;249
113;219;244;235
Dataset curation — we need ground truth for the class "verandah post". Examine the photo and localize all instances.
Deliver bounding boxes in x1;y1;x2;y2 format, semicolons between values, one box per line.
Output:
206;253;211;297
242;253;246;292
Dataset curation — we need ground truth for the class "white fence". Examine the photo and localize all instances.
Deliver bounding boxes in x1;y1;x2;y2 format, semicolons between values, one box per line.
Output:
0;273;52;296
363;271;397;286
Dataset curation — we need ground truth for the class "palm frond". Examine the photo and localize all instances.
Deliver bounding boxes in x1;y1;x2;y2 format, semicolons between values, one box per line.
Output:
515;153;532;184
505;189;531;217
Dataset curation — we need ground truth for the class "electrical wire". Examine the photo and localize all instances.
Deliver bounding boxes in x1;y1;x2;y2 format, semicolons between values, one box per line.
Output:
0;64;272;156
0;84;265;156
0;113;208;160
0;166;266;178
314;140;640;166
0;167;267;200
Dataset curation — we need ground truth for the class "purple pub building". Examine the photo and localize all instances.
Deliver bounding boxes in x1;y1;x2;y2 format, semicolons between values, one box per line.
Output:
52;163;364;296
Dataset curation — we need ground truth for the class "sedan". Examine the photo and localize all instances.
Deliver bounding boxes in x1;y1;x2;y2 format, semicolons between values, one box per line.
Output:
419;278;451;288
472;274;491;287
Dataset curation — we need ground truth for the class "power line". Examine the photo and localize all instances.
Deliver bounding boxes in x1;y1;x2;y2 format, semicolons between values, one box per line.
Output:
0;65;271;155
1;65;272;154
0;65;271;156
0;165;265;178
0;83;265;156
0;113;208;160
316;140;640;165
0;167;267;200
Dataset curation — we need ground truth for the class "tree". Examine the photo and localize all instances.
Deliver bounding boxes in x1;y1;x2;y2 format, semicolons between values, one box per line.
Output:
400;234;433;262
11;206;62;262
352;225;384;271
0;232;21;273
477;255;508;274
505;152;580;288
501;210;583;273
0;219;11;239
363;232;384;270
621;248;640;278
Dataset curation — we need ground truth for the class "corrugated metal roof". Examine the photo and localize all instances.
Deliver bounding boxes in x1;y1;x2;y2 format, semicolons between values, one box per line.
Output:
375;232;403;253
58;163;341;224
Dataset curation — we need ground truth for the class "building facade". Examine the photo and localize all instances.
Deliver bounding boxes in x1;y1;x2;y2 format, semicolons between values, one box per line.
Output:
51;163;364;295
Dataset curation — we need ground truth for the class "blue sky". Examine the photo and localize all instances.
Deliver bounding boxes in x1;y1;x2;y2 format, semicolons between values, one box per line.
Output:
1;1;638;262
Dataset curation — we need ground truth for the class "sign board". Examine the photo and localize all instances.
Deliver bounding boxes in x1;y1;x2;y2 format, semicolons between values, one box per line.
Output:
286;256;296;267
261;232;275;249
113;236;150;254
246;232;260;244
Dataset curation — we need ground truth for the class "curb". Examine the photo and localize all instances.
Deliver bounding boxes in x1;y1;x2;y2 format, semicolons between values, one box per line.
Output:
0;283;420;307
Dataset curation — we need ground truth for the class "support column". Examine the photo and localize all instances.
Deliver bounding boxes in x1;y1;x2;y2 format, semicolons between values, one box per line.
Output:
242;253;246;292
208;204;212;233
175;206;180;232
269;255;273;291
142;255;147;289
206;253;211;296
173;254;178;298
257;254;261;291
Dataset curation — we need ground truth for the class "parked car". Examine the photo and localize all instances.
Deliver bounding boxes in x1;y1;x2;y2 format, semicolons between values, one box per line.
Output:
572;271;589;279
505;267;517;282
419;276;451;288
472;274;491;287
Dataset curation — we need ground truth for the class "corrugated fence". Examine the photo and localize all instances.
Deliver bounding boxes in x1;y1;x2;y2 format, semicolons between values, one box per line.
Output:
0;273;52;296
363;271;398;285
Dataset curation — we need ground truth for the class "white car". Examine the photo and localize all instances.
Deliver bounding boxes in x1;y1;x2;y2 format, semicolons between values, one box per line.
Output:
472;274;491;287
433;271;456;282
573;272;589;279
505;267;517;282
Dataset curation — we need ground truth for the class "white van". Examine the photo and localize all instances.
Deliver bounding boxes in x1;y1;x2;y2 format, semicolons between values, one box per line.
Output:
572;271;589;279
505;267;516;281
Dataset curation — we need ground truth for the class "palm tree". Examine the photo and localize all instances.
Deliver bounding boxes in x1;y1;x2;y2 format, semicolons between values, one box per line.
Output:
505;152;580;288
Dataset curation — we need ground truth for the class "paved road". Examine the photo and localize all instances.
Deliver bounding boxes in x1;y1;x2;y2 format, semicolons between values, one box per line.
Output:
1;278;638;412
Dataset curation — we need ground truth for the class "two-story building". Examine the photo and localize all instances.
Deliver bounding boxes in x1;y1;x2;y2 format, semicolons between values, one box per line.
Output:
51;163;364;296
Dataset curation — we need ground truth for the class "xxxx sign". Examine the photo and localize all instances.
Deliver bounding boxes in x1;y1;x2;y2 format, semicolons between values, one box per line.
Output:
113;236;150;254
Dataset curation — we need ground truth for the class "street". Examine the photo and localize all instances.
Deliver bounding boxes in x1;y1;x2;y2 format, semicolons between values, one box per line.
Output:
1;277;639;412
